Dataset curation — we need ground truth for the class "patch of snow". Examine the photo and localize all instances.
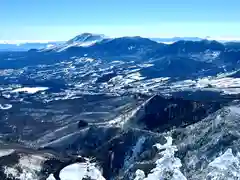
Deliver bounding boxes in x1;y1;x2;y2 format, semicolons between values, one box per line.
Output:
0;104;12;110
55;37;104;52
108;96;152;127
81;57;95;62
138;63;154;68
171;79;196;89
110;60;124;64
134;170;146;180
46;44;55;49
46;174;56;180
19;155;45;172
222;88;240;95
217;70;239;78
58;161;105;180
4;154;47;180
123;68;141;74
109;75;123;84
11;87;49;94
161;41;175;44
151;77;170;83
228;106;240;115
77;40;100;47
171;77;240;95
191;50;221;62
4;167;18;178
128;46;135;50
0;149;15;157
209;78;240;88
2;93;11;98
209;149;238;170
198;77;240;88
126;72;145;81
207;148;240;179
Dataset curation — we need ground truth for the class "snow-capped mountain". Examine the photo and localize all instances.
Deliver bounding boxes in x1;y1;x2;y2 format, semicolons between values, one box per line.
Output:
2;34;240;180
44;33;106;52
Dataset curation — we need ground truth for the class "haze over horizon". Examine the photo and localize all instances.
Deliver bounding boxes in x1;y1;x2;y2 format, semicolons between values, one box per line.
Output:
1;0;240;42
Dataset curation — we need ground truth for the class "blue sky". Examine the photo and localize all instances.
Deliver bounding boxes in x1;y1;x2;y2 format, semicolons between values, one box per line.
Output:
1;0;240;41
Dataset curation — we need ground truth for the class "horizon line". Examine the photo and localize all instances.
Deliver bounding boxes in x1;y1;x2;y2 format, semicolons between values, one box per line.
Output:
1;35;240;44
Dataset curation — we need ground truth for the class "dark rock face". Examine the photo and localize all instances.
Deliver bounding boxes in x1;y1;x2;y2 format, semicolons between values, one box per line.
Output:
41;126;121;156
140;56;216;78
96;72;117;83
77;120;88;128
93;129;165;179
167;40;225;54
137;95;222;131
88;36;161;57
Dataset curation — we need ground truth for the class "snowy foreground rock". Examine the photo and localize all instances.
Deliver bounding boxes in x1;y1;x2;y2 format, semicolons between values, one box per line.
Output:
3;153;48;180
0;148;105;180
47;159;105;180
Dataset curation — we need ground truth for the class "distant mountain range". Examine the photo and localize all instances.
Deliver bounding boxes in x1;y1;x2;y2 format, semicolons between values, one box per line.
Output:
1;33;240;80
150;37;203;43
1;33;240;51
0;42;62;51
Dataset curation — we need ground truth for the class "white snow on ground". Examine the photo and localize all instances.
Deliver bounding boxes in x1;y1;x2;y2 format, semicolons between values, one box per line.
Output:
55;38;104;52
209;149;239;170
138;63;154;68
190;50;221;62
135;136;187;180
151;77;170;83
134;170;146;180
0;104;12;110
11;87;49;94
128;46;135;50
0;149;14;157
171;77;240;95
108;96;153;127
222;88;240;95
126;72;145;81
207;148;240;179
2;93;11;98
107;72;145;90
47;160;105;180
46;174;56;180
170;79;196;89
197;77;240;88
4;154;47;180
73;57;95;63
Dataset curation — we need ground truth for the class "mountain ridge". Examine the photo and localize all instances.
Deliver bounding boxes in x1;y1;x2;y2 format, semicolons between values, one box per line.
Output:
2;33;240;52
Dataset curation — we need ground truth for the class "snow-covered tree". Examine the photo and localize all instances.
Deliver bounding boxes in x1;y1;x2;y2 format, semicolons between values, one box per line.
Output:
134;136;187;180
207;148;240;180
